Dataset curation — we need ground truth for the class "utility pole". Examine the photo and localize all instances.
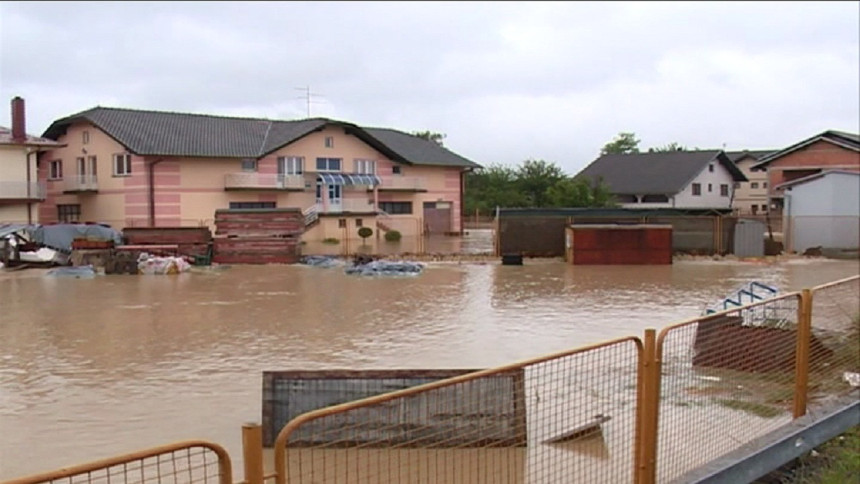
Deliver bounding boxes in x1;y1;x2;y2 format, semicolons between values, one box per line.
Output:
294;85;325;118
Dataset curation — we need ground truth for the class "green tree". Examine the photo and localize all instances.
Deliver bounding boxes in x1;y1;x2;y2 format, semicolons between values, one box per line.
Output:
516;159;566;207
412;130;446;146
648;142;687;153
547;176;617;208
600;132;641;155
464;163;528;213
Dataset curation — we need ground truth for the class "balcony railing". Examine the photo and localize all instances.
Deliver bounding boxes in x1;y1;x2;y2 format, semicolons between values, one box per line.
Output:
379;176;425;191
316;198;377;214
62;175;98;192
224;173;306;190
0;181;46;200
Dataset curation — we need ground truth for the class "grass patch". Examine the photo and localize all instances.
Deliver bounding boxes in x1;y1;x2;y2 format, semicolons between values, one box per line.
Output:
716;398;783;418
757;425;860;483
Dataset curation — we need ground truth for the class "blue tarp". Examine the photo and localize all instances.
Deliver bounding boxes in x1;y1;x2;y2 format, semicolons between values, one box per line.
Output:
30;224;123;252
344;260;425;277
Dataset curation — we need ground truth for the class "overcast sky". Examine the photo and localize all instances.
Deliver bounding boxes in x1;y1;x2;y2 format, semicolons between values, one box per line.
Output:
1;1;858;174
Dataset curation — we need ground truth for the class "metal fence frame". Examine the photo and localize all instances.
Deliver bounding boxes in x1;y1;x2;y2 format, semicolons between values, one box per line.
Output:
3;441;233;484
271;337;644;484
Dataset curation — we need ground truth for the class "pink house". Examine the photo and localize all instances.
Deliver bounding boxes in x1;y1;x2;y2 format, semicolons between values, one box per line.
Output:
36;106;481;242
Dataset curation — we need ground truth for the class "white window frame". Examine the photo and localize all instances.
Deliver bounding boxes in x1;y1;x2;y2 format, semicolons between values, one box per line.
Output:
324;136;334;148
49;160;63;180
354;159;376;175
316;157;342;172
113;153;132;176
82;130;89;145
241;159;258;172
278;156;304;175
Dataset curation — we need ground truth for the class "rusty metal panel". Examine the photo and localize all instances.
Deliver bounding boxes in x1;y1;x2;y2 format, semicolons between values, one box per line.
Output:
734;218;766;258
262;369;526;448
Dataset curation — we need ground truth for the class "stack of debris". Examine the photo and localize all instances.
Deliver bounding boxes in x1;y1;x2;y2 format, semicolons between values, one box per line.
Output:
213;209;304;264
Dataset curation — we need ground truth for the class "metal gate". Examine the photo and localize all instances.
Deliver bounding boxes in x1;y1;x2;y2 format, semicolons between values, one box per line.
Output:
733;218;766;257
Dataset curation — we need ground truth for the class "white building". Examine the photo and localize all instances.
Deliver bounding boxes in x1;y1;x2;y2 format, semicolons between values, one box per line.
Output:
577;150;748;209
0;97;64;224
779;170;860;253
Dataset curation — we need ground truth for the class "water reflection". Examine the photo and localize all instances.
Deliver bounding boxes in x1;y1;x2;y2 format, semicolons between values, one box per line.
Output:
0;258;857;480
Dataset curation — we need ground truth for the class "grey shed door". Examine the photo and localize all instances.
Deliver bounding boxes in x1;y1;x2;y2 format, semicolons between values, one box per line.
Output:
734;219;765;257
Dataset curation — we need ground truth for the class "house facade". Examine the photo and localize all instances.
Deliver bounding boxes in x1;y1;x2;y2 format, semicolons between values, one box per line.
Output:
0;97;64;224
36;107;480;241
725;150;773;215
751;130;860;216
778;170;860;253
577;150;747;209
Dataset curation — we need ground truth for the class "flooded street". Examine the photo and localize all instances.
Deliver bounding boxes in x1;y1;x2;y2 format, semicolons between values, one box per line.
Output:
0;256;858;480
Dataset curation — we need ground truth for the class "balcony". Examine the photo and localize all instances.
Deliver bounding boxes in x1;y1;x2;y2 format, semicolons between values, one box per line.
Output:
377;176;426;192
224;173;307;191
62;175;99;193
316;198;377;214
0;181;46;201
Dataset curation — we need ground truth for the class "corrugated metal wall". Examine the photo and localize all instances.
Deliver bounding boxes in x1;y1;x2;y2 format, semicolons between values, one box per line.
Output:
733;219;765;257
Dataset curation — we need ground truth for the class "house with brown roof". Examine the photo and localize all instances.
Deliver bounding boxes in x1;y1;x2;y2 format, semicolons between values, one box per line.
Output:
751;130;860;216
576;150;748;209
0;97;64;224
34;106;481;242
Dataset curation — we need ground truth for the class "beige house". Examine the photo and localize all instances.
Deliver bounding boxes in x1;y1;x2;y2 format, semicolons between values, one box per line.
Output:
36;107;480;242
0;97;64;224
725;150;774;215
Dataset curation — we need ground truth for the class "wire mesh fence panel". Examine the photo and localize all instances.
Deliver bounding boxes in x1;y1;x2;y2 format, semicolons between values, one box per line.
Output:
808;276;860;414
275;338;642;484
654;293;801;483
6;443;231;484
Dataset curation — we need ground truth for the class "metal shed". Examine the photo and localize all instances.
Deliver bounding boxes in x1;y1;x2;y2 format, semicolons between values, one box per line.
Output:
734;219;766;258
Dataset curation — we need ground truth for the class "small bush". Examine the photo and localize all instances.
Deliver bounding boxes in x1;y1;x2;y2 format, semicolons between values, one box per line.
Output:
322;237;340;245
357;227;373;241
384;230;402;242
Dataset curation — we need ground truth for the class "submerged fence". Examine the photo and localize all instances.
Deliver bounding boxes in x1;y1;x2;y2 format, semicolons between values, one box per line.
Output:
4;276;858;484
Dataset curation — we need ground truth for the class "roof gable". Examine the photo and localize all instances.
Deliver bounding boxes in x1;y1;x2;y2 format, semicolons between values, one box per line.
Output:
42;107;481;168
576;150;746;195
776;169;860;190
752;130;860;170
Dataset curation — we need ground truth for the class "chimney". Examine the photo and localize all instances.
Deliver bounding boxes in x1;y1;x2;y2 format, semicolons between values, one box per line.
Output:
11;96;26;142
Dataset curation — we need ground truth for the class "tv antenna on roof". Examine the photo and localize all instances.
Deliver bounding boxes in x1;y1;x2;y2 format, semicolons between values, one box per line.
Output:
294;85;326;118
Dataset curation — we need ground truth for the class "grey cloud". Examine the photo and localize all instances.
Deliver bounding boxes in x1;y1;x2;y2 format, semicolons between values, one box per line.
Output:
1;1;857;174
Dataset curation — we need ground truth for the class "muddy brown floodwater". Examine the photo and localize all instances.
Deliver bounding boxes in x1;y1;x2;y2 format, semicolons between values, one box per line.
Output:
0;256;857;480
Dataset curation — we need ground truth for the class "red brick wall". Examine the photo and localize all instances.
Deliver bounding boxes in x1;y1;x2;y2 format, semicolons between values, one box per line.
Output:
767;140;860;196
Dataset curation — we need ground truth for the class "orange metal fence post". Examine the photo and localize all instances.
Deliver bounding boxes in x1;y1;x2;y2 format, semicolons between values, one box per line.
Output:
637;328;660;484
243;423;264;484
793;289;813;418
